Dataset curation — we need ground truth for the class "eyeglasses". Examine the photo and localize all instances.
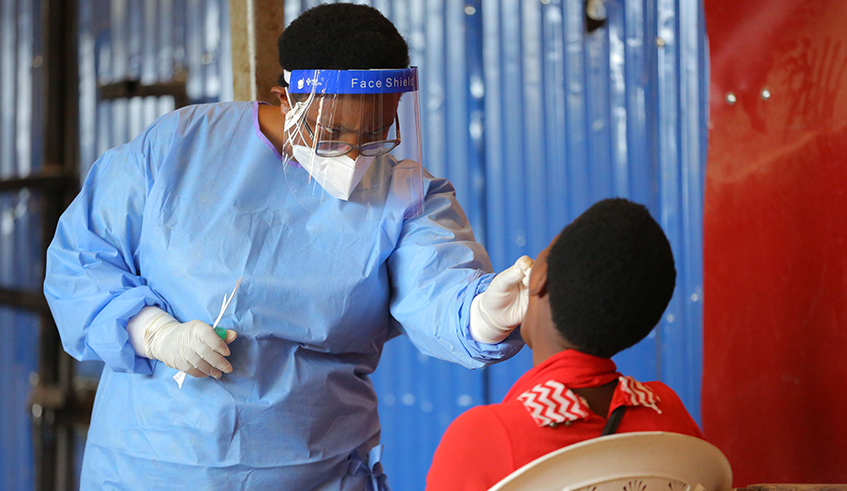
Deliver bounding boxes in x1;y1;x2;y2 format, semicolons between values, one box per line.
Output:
301;115;401;158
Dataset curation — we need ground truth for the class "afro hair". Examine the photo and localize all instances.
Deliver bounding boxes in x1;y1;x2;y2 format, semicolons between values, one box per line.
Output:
278;4;410;86
546;198;676;358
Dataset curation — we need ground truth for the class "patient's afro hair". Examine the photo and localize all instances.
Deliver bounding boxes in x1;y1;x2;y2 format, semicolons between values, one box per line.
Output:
278;4;410;86
546;198;676;359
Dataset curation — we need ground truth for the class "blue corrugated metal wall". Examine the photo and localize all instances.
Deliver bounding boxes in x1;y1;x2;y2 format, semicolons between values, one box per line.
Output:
1;0;706;489
1;0;235;488
78;0;233;179
285;1;707;490
1;0;43;490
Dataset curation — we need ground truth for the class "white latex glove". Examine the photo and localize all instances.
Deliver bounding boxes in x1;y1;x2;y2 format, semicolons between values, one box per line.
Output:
470;255;534;344
127;306;236;379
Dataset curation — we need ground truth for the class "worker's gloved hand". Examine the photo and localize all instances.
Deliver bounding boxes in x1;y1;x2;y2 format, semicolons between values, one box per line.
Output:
470;255;534;344
127;306;236;379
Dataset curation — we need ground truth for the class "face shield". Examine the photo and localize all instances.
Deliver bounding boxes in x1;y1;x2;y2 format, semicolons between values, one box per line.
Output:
281;68;424;220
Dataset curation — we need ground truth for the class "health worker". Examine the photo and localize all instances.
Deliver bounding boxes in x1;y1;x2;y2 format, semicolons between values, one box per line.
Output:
44;4;531;490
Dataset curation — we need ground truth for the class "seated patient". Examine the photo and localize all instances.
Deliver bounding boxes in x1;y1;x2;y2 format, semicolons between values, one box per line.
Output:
426;198;703;491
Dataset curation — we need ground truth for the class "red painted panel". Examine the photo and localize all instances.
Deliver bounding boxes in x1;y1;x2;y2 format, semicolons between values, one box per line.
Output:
704;0;847;485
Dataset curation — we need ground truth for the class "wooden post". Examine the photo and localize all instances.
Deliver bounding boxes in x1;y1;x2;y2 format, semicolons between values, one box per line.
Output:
229;0;285;103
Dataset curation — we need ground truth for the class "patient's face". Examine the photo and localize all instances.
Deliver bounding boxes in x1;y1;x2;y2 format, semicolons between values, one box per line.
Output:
521;234;559;348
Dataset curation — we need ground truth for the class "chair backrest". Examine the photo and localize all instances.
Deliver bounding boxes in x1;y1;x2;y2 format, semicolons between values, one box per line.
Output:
487;431;733;491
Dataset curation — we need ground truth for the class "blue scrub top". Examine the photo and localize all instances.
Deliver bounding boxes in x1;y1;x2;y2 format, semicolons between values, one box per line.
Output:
44;102;522;490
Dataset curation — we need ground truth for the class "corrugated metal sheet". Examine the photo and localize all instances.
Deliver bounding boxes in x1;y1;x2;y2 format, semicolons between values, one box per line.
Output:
78;0;233;178
0;0;43;489
283;1;708;490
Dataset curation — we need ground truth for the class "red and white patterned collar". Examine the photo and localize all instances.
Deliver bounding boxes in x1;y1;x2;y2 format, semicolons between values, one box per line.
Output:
517;380;590;427
617;376;662;414
518;375;663;428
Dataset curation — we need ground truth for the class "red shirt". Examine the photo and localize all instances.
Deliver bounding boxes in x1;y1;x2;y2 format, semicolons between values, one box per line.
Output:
426;350;703;491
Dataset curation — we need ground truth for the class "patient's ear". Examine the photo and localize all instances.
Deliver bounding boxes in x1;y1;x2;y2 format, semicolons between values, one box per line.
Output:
529;259;547;297
531;233;561;297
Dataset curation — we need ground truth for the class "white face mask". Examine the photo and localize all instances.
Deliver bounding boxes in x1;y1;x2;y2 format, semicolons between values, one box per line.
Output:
283;90;377;201
291;145;376;201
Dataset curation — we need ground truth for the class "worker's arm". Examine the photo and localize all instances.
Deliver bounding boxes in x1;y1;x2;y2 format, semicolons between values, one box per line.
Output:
44;115;173;374
387;169;524;369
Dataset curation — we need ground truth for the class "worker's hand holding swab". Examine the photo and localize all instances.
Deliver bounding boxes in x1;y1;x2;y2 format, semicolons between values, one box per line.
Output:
144;317;235;379
125;278;241;388
469;256;535;344
127;306;237;384
171;277;242;387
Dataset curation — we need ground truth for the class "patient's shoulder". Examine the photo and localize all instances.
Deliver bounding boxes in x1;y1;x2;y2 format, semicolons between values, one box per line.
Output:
615;378;703;437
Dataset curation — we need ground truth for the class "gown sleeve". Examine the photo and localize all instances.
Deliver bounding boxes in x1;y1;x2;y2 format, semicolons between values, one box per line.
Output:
387;172;524;369
44;117;173;374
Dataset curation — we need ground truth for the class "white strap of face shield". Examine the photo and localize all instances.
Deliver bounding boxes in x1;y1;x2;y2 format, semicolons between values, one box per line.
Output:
282;70;317;130
283;89;314;137
282;79;323;151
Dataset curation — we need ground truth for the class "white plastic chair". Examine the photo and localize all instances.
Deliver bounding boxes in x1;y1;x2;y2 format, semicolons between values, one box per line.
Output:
487;431;733;491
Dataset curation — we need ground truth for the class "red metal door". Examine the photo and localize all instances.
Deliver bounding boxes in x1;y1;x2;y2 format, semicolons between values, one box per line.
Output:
704;0;847;485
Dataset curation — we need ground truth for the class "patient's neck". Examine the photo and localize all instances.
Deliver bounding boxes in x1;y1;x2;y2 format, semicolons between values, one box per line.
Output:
533;337;619;419
572;380;618;419
527;312;618;419
530;325;570;367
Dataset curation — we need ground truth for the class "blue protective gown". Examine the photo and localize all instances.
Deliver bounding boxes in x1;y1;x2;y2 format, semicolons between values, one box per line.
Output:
44;101;522;490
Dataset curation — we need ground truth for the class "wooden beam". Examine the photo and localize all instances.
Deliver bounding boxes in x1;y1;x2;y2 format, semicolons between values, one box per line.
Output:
0;169;68;193
229;0;285;103
0;287;51;313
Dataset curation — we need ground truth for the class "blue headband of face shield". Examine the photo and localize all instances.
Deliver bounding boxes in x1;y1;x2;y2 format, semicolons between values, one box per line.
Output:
286;68;418;95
